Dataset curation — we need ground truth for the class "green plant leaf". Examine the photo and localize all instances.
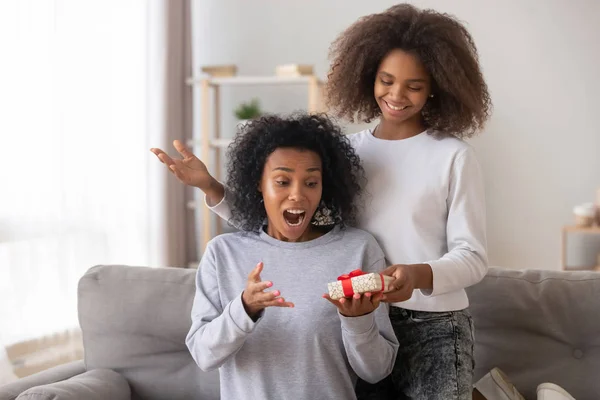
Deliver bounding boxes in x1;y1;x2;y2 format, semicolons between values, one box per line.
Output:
234;98;262;120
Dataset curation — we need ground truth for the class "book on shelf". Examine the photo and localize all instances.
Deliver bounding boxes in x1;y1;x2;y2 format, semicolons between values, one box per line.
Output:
201;64;237;77
275;64;314;77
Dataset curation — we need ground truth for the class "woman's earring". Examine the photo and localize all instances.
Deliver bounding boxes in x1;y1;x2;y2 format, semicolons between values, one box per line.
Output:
429;94;434;98
312;201;333;226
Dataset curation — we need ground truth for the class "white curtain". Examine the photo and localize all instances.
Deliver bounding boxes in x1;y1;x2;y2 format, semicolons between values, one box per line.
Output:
147;0;195;268
0;0;182;375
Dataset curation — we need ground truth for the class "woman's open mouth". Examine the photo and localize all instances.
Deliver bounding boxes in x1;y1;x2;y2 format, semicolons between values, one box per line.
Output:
283;209;306;227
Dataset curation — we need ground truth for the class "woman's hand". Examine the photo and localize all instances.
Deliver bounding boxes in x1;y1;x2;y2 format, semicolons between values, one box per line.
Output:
323;291;383;317
242;262;294;319
380;264;416;303
150;140;224;204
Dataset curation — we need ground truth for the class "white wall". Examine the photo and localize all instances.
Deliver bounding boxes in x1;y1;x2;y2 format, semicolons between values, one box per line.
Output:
191;0;600;270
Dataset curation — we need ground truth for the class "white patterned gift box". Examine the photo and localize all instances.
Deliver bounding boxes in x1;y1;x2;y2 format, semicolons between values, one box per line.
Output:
328;270;394;300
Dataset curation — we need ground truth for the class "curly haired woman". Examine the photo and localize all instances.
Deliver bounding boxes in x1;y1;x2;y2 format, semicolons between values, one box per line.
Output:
153;4;492;399
182;113;398;400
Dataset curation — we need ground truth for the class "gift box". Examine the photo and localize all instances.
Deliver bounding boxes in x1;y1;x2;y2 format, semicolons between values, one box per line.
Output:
327;269;394;300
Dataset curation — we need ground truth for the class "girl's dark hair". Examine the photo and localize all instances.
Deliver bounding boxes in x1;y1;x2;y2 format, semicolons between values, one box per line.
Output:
226;113;364;231
327;3;492;138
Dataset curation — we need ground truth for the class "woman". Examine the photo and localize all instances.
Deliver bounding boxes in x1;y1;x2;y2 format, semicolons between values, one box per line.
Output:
174;113;398;400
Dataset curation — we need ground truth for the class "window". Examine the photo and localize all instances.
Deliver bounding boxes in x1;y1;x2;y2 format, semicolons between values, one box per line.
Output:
0;0;150;345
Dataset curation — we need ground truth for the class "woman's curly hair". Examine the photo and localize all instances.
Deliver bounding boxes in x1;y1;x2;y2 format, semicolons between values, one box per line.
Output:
327;3;492;138
226;113;364;232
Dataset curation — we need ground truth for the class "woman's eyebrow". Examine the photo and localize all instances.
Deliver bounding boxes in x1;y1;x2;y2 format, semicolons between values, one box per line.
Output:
271;166;321;172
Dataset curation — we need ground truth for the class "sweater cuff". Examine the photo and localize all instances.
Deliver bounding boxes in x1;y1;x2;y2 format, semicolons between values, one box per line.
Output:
339;312;376;335
421;259;454;297
204;184;232;220
228;293;261;333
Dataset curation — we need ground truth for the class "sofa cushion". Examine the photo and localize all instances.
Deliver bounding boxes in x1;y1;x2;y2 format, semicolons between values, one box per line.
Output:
16;369;129;400
78;265;219;400
467;267;600;400
0;361;85;400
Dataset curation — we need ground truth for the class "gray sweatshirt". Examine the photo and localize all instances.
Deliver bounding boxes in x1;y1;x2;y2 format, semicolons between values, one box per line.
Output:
186;225;398;400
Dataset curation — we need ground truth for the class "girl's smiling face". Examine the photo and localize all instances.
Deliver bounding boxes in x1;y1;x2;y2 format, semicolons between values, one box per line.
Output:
374;49;432;125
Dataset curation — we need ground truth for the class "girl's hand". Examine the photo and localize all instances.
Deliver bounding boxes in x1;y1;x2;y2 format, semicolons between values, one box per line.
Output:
380;264;415;303
323;291;383;317
150;140;214;191
242;262;294;319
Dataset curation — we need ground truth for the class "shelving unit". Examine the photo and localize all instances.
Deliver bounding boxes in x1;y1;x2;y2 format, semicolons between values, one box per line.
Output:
560;225;600;270
187;74;325;250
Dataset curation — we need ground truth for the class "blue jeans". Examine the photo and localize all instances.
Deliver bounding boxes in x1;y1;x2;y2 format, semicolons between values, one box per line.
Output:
355;307;475;400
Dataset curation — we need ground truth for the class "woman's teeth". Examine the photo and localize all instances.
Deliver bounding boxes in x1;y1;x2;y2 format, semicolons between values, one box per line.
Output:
284;209;306;227
386;101;408;111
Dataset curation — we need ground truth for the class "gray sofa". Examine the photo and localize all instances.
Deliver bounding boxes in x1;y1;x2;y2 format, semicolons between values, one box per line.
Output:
1;265;598;400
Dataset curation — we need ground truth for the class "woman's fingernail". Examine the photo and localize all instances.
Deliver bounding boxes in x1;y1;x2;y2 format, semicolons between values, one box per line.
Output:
365;292;372;297
266;281;273;287
339;298;346;304
273;290;280;296
277;298;283;303
354;294;360;299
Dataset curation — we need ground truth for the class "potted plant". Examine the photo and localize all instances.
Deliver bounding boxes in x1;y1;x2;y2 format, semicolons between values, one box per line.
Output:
234;98;262;129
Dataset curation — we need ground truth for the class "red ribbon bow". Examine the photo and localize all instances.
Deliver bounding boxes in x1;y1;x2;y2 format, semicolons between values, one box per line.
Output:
337;269;365;298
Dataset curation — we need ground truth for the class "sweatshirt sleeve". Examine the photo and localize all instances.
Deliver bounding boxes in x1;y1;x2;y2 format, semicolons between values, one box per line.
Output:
185;243;261;371
340;240;399;384
205;184;233;224
423;147;488;297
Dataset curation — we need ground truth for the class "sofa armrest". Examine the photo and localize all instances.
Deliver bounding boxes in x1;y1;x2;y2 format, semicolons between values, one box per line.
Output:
15;368;130;400
0;361;85;400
